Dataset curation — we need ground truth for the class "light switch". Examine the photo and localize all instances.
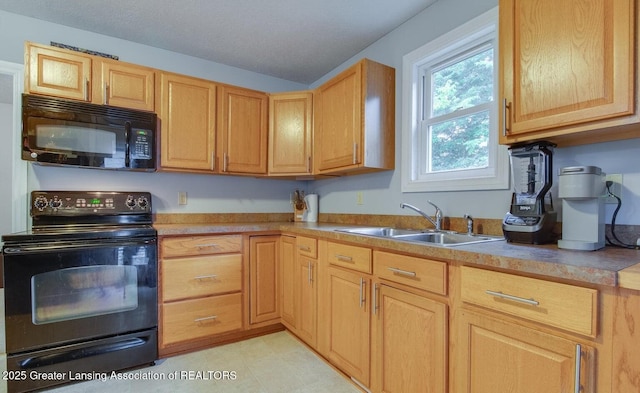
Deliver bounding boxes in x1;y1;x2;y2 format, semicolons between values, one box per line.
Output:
178;191;188;205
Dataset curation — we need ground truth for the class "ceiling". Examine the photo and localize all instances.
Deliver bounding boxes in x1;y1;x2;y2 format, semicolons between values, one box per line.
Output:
0;0;437;85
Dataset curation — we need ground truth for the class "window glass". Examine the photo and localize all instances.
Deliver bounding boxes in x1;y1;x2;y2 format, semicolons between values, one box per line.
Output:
401;7;507;192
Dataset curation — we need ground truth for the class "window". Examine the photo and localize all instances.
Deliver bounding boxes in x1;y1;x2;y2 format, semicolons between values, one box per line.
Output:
402;7;508;192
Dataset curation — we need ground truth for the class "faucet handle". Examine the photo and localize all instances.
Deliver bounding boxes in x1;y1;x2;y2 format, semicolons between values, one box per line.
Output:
464;214;474;235
427;200;442;216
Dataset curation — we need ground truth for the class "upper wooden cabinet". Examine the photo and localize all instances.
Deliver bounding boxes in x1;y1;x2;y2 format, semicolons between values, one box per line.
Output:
93;59;155;111
314;58;395;175
25;42;155;111
499;0;638;146
217;85;269;175
268;91;313;176
158;72;217;172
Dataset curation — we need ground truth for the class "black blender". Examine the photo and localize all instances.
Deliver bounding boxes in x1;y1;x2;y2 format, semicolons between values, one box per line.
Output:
503;141;557;244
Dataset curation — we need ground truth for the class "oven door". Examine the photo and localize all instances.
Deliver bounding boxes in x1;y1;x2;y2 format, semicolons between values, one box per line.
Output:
3;237;157;354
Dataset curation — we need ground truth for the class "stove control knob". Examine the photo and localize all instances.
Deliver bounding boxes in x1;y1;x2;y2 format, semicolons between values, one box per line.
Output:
137;196;149;210
49;197;63;210
34;196;49;211
125;195;137;209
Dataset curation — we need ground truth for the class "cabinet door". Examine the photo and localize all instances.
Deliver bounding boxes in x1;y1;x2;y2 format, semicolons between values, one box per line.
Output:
27;44;91;101
158;72;217;171
297;257;317;347
325;266;370;386
268;91;313;175
500;0;635;141
249;236;280;325
279;235;297;329
218;85;268;174
371;284;447;393
455;309;595;393
97;60;155;111
314;63;362;172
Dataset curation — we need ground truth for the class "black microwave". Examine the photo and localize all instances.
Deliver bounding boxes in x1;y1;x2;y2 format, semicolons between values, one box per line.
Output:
22;94;157;171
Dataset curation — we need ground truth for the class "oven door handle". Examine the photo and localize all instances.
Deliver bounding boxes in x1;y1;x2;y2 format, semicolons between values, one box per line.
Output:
18;337;148;369
3;238;156;254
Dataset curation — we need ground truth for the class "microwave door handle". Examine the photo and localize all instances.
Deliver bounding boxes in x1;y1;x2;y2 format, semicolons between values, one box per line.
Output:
124;121;131;167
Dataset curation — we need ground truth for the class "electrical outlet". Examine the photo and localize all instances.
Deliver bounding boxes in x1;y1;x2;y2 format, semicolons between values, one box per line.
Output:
178;191;188;205
356;192;364;205
603;174;622;204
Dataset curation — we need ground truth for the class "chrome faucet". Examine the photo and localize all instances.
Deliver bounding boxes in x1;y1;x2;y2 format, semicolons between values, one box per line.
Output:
400;201;442;231
464;214;474;235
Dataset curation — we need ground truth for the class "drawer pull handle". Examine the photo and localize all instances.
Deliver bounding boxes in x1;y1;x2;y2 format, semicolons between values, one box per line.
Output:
194;274;218;280
194;315;217;323
574;344;582;393
196;243;218;248
373;283;379;315
335;254;354;262
485;290;540;306
387;267;417;277
359;278;366;308
298;245;311;252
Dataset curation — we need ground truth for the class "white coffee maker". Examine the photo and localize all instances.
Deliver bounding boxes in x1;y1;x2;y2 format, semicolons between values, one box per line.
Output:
558;166;606;250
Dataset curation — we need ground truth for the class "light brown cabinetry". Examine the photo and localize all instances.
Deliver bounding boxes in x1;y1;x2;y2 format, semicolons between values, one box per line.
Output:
268;92;313;176
499;0;638;146
159;235;243;353
325;265;371;387
157;72;217;172
371;251;448;393
94;60;155;111
249;235;280;325
371;284;447;393
314;58;395;175
280;235;318;347
321;241;372;387
460;265;597;337
26;42;155;111
217;85;268;175
456;309;594;393
454;266;598;393
295;236;318;347
279;235;297;329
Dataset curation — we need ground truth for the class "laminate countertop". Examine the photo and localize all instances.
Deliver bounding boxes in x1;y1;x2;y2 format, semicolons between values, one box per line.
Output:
154;222;640;289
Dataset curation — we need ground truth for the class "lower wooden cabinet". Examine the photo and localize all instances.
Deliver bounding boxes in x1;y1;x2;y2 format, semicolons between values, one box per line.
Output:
159;235;244;354
371;284;447;393
297;250;317;347
454;309;595;393
279;235;297;328
324;265;371;387
161;293;242;346
249;235;280;325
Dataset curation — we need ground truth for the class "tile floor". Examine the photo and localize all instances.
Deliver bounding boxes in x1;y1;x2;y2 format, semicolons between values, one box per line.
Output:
33;331;361;393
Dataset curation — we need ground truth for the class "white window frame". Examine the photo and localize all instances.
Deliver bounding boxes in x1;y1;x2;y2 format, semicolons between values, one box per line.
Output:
401;7;509;192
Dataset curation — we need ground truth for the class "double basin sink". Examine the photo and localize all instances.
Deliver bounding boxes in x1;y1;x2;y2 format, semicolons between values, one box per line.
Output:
335;226;503;247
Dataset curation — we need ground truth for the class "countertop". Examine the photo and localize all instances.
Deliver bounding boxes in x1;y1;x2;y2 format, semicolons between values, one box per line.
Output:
154;222;640;289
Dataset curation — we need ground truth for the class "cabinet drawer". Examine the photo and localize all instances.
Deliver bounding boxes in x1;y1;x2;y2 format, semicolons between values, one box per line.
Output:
327;242;372;274
460;266;598;337
161;293;243;346
162;254;242;301
161;235;242;257
296;236;317;258
374;251;447;295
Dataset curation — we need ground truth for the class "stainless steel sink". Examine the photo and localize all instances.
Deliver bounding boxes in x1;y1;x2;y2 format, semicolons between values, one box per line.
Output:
335;226;503;247
335;227;422;237
392;231;503;246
